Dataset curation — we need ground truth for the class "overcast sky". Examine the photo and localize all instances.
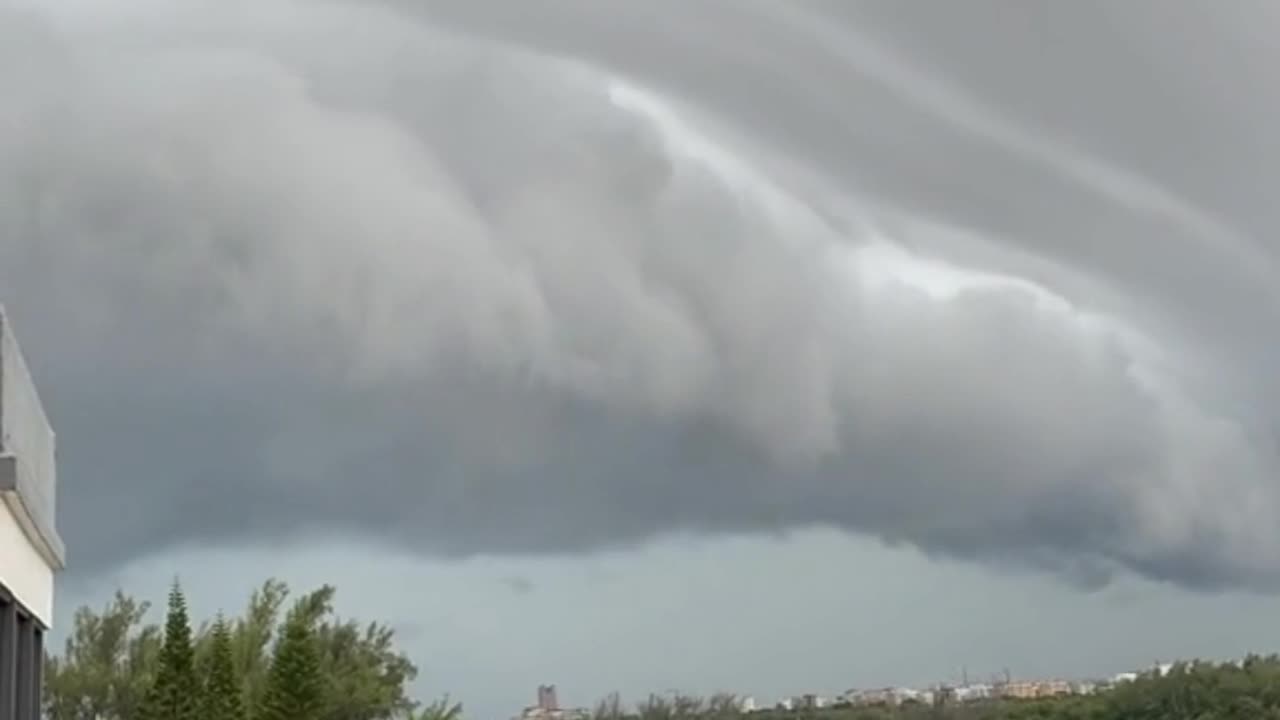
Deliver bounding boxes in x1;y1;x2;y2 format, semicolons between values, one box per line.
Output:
4;0;1280;717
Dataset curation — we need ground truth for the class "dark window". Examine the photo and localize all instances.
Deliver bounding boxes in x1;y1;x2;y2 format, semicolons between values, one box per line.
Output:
30;629;41;720
0;583;42;720
0;594;15;720
16;611;32;720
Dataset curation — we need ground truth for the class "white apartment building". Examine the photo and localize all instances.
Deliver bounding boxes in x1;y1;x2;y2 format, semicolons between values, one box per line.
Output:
0;308;66;720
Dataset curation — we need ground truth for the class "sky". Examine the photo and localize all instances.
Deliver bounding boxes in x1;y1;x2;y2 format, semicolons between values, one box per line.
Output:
3;0;1280;717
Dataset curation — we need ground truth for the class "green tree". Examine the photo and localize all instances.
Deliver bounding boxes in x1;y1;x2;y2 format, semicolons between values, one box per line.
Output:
43;591;160;720
201;614;245;720
230;579;291;711
45;578;418;720
257;603;325;720
593;692;626;720
413;695;464;720
139;580;199;720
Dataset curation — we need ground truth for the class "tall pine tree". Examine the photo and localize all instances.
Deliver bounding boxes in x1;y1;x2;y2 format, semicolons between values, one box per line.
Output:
257;605;324;720
202;614;245;720
140;579;199;720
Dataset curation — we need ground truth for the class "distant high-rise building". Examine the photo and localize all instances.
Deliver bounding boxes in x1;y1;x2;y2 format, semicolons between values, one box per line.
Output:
538;684;560;711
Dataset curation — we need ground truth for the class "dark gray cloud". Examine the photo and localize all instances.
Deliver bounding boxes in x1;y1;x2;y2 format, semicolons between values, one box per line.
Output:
3;0;1279;590
500;576;534;595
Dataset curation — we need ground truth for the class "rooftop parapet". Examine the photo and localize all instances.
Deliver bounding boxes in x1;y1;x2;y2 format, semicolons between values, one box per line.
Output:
0;306;65;568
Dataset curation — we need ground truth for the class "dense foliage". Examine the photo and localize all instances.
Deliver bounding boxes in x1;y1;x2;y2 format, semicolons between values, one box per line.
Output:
44;579;430;720
138;582;200;720
203;615;247;720
258;604;326;720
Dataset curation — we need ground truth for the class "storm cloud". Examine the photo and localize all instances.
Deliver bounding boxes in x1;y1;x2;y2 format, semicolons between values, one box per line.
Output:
2;0;1279;590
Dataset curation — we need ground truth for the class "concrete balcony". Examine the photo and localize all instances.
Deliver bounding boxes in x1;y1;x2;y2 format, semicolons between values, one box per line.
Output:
0;306;63;628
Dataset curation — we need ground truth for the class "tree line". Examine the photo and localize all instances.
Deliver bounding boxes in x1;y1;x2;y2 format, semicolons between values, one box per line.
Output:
43;578;458;720
47;579;1280;720
588;657;1280;720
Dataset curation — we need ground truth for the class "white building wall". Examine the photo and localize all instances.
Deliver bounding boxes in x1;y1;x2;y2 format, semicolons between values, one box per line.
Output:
0;495;54;625
0;307;61;627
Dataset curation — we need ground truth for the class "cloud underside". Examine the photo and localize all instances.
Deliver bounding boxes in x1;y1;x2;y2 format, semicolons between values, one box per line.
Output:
3;0;1280;590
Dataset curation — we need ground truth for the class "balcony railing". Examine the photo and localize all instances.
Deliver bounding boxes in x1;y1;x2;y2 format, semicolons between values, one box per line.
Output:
0;306;65;567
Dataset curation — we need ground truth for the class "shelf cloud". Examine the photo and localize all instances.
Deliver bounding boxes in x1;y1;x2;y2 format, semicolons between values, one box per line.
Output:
4;0;1280;590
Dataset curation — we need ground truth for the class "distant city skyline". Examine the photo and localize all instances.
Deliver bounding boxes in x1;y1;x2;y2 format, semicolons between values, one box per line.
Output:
511;660;1176;716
